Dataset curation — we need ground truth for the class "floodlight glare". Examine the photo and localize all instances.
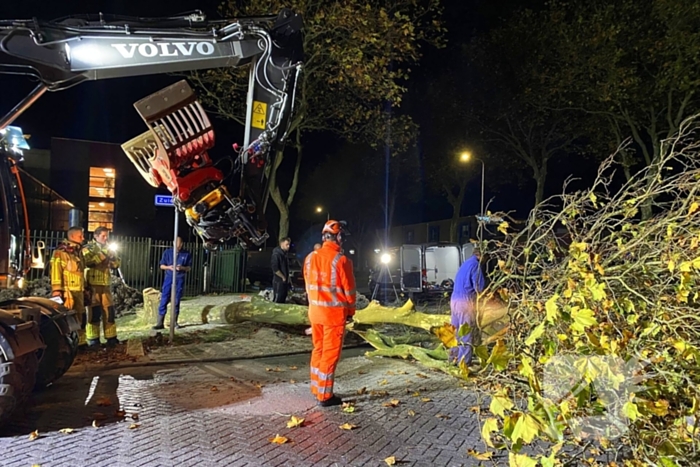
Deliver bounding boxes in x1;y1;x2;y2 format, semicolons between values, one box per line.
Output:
108;243;119;252
380;253;391;264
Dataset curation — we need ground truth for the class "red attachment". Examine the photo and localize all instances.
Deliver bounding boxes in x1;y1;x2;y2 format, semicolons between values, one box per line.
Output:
174;166;224;203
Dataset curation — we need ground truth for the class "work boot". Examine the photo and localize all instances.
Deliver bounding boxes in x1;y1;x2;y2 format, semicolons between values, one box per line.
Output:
106;337;119;348
317;395;343;407
152;315;165;330
87;338;100;349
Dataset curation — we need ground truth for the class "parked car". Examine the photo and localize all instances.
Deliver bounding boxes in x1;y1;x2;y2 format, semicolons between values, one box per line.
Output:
246;249;305;292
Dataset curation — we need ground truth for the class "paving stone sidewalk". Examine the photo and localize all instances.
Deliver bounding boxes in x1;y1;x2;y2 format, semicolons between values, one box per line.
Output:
0;351;513;467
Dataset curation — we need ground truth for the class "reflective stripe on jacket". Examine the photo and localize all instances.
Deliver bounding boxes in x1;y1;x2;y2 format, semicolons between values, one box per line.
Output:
304;241;356;326
50;239;85;292
83;240;121;286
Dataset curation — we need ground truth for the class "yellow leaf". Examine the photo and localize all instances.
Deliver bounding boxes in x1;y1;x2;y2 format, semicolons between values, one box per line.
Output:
130;413;139;420
384;456;397;466
383;399;400;407
58;428;75;434
210;386;219;392
525;321;546;346
269;434;289;444
486;340;512;371
481;418;499;448
498;221;509;235
286;416;305;428
28;430;39;441
339;423;357;430
95;397;112;407
668;260;676;273
415;373;428;379
128;424;140;429
342;403;355;413
510;413;542;444
589;192;598;205
289;366;298;370
432;324;457;348
92;420;100;428
489;389;514;417
407;410;416;417
545;295;560;323
467;449;494;460
379;379;388;386
436;414;450;419
421;398;432;402
622;401;641;421
690;202;699;215
357;387;367;395
519;357;535;380
571;307;597;332
509;452;538;467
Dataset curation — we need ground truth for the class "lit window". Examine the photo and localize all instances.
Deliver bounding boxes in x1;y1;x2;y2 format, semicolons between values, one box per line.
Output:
88;167;116;232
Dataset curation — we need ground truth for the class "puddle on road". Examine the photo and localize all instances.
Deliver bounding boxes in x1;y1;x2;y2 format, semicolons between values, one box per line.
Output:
151;370;262;411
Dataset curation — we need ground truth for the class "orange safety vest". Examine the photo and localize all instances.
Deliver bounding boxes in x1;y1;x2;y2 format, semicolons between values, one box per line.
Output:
304;241;356;326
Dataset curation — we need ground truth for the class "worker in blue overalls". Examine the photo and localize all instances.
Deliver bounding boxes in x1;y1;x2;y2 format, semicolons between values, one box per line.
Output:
153;236;192;330
450;247;486;366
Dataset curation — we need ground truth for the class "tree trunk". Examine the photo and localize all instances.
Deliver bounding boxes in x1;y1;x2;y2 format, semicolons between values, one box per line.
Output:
534;169;547;206
267;131;304;240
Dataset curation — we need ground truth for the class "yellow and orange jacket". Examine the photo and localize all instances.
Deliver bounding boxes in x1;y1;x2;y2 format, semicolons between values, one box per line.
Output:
303;241;356;326
82;240;121;286
50;239;85;293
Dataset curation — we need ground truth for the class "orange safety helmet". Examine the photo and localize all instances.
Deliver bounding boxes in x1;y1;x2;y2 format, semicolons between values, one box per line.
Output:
322;220;349;243
322;220;342;235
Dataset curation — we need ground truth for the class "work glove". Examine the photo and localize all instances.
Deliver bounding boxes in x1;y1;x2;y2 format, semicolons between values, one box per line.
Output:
50;290;64;305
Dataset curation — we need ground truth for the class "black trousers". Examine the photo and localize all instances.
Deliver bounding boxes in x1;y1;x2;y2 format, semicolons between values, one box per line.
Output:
272;278;289;304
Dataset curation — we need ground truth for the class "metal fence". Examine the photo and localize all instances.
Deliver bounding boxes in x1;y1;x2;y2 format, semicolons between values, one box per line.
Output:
25;230;246;297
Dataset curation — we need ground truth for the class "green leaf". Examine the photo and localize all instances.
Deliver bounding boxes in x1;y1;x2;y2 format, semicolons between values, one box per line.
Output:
570;307;597;332
545;295;559;323
489;389;514;417
509;452;537;467
481;418;499;448
457;323;472;338
525;321;546;346
510;413;542;444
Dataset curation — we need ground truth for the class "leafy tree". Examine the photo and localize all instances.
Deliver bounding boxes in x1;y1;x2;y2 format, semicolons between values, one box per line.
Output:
462;16;587;207
189;0;445;238
536;0;700;218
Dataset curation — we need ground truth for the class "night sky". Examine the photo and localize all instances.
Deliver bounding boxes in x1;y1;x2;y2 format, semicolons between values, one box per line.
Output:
0;0;552;241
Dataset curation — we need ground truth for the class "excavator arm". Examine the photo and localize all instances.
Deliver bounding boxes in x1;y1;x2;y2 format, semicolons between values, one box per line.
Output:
0;9;303;249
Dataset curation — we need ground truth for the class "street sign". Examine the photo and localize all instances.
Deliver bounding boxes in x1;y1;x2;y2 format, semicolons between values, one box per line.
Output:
155;194;174;207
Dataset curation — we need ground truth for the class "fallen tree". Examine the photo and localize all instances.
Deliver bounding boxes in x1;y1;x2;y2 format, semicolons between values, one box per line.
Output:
472;118;700;466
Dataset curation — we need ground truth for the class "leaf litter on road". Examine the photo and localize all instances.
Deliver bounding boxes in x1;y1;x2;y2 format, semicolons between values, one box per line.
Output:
286;416;305;428
269;434;289;444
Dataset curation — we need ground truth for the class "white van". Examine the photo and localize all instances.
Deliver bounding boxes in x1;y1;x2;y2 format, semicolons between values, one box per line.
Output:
370;242;476;300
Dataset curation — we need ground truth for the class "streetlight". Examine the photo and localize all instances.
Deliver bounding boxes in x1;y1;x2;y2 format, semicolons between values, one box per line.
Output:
315;206;329;220
460;151;485;216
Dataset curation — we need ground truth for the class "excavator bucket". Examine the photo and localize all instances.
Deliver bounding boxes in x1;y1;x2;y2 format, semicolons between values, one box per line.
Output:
120;130;162;188
133;80;215;163
122;80;218;202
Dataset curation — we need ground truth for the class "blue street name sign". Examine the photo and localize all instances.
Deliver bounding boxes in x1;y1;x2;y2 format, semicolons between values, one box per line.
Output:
155;195;174;207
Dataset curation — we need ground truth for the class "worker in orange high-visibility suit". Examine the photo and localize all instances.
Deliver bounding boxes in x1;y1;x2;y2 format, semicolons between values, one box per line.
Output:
304;220;356;407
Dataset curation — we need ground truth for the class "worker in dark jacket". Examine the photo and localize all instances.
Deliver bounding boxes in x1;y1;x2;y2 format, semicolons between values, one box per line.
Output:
450;247;486;366
271;237;291;303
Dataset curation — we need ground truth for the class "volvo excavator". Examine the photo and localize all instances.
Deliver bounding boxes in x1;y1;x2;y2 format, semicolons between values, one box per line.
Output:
0;8;304;425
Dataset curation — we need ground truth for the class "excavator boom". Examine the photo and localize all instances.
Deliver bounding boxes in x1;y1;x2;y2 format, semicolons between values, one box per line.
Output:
0;8;303;251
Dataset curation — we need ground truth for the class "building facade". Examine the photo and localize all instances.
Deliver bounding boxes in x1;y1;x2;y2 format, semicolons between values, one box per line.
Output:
21;137;179;238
